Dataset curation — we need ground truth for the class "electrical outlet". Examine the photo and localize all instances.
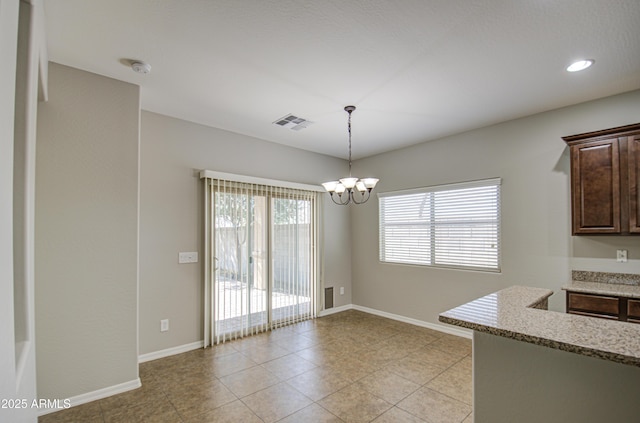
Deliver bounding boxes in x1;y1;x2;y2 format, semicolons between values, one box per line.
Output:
178;252;198;264
617;249;628;263
160;319;169;332
340;287;344;295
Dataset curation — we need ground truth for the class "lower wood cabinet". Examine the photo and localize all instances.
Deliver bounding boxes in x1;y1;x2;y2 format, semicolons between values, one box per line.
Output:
566;291;639;323
628;299;640;323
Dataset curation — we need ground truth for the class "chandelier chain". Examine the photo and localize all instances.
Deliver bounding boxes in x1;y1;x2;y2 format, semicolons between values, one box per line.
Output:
347;108;352;176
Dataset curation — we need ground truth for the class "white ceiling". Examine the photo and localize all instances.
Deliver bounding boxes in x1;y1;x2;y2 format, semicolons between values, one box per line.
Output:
44;0;640;159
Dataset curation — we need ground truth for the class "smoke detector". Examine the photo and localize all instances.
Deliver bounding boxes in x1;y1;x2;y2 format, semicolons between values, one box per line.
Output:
131;61;151;74
273;114;314;131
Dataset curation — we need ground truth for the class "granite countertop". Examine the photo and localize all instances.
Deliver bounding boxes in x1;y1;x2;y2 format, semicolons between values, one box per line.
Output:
439;285;640;367
563;280;640;299
563;270;640;298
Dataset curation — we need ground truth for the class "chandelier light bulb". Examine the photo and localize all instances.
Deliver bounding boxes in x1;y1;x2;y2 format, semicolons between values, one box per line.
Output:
322;181;338;192
339;177;358;189
362;178;379;189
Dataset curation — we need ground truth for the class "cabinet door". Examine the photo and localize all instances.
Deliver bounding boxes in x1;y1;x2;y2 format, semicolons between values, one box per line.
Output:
570;139;620;234
629;135;640;233
628;299;640;322
567;292;620;319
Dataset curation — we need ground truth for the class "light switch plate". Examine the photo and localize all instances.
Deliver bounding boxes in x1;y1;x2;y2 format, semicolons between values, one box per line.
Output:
179;252;198;263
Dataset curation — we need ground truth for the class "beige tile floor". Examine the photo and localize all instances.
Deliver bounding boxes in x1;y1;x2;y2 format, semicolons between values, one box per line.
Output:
39;310;473;423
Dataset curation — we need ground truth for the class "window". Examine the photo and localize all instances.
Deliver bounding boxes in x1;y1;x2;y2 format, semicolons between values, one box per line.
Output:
379;178;501;272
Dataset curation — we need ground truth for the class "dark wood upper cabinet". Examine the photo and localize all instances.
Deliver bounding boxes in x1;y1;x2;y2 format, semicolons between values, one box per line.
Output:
563;123;640;235
630;135;640;233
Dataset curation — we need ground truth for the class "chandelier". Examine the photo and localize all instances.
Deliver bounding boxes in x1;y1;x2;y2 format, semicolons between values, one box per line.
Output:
322;106;379;205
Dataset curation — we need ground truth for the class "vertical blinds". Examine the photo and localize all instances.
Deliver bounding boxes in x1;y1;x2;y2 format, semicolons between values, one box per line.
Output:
379;178;501;272
204;176;319;346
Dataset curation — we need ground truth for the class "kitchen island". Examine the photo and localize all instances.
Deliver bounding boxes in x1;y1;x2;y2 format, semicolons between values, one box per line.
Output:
440;285;640;423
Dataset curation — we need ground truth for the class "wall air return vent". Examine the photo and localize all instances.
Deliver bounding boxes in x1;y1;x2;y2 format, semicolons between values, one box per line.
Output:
273;113;314;131
324;287;334;309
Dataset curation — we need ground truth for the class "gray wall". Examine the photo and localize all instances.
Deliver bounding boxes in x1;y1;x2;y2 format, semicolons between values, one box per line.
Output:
1;1;40;421
35;63;140;399
139;111;351;355
351;89;640;324
0;0;20;409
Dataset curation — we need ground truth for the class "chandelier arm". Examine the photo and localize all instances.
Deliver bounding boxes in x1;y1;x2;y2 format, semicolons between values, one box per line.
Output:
349;189;369;205
329;192;351;205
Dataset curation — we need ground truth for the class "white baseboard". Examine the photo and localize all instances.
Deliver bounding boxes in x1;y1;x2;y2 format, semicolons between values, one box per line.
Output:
352;304;472;339
319;303;473;339
138;340;204;363
318;304;352;317
38;378;141;416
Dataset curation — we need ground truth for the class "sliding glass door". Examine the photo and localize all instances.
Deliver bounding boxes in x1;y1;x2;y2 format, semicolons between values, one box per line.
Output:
209;180;317;343
213;188;268;337
271;196;313;327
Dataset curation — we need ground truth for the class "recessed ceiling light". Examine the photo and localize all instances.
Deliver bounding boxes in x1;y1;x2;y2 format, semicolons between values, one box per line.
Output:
566;59;594;72
131;61;151;74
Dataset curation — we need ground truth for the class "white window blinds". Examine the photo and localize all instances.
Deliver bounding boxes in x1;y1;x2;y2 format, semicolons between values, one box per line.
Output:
379;178;501;272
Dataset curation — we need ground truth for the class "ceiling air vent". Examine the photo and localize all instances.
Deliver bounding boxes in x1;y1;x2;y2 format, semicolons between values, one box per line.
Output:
273;114;314;131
